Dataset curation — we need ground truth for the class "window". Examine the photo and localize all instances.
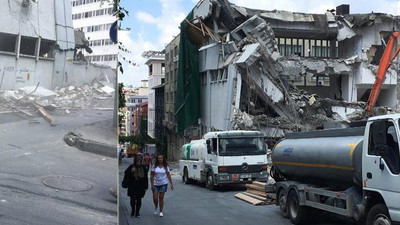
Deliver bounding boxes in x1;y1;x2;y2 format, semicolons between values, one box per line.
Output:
20;36;37;56
39;39;55;58
162;63;165;74
107;8;113;15
210;70;218;82
0;32;17;53
96;9;104;16
368;120;400;174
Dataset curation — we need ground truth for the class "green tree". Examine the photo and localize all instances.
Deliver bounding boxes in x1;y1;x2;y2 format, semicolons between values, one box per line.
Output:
118;83;126;109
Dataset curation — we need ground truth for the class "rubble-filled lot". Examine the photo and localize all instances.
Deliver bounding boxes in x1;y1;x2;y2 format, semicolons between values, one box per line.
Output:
0;79;115;126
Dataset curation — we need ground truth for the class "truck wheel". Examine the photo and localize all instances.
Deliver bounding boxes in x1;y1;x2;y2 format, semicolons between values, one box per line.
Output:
183;167;191;184
278;189;289;218
367;204;392;225
206;173;215;190
288;191;308;225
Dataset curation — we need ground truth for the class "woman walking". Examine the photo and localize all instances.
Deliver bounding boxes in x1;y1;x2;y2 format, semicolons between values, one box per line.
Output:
123;157;148;217
150;154;174;217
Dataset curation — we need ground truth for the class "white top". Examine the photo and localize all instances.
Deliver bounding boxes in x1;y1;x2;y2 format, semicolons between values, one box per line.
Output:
151;165;170;186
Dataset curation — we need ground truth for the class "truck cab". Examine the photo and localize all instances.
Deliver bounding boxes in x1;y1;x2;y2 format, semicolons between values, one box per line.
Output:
362;114;400;224
180;131;269;190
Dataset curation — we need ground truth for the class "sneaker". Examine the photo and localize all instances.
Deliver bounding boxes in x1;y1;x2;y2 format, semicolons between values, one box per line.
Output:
154;209;157;215
135;213;140;218
130;212;135;217
159;212;163;217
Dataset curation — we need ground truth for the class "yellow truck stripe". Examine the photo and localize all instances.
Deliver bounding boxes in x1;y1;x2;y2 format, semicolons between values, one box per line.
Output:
274;161;354;171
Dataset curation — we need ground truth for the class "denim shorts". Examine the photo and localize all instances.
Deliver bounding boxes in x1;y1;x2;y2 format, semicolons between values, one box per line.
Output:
154;184;168;193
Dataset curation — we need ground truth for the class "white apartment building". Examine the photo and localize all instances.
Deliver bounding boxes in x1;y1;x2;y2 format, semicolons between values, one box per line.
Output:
143;51;165;138
71;0;117;68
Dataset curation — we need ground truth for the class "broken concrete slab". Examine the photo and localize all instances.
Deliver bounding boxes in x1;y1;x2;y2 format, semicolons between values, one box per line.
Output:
100;85;115;95
64;132;116;158
235;43;260;68
33;103;57;126
19;86;57;98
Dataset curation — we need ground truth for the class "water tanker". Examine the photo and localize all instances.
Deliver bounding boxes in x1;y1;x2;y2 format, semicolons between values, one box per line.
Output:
272;127;364;188
269;114;400;225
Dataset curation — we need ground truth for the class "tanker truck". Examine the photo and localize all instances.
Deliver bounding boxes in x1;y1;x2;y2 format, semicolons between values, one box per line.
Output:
179;131;269;190
270;114;400;225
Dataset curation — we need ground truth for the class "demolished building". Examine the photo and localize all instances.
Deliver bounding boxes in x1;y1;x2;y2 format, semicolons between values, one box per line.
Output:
175;0;400;145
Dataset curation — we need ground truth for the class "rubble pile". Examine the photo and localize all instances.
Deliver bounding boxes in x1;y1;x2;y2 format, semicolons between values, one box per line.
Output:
0;79;115;126
52;80;115;109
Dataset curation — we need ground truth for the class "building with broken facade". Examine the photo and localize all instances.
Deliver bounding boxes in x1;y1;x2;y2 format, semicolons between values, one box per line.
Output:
0;0;116;92
169;0;400;159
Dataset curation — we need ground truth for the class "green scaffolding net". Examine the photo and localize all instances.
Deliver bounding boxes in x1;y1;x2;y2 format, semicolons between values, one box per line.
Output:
174;11;200;137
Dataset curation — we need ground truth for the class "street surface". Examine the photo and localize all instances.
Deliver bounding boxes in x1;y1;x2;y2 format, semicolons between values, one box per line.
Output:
0;109;117;225
118;158;346;225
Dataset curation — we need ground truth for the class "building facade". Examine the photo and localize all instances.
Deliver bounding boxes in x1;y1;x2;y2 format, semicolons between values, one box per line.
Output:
164;35;189;161
154;84;166;155
143;51;165;138
133;102;148;135
71;0;117;68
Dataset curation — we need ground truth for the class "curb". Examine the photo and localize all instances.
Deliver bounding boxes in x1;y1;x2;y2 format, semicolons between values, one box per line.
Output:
64;132;116;158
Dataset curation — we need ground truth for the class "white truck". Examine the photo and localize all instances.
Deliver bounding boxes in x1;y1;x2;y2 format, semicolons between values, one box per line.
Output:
179;131;269;190
270;114;400;225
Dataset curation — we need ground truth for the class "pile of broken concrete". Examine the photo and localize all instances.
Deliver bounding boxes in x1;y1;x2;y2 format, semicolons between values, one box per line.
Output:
0;79;115;126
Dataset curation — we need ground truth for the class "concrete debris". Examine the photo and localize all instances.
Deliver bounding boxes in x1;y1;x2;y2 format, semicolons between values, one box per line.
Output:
0;79;114;126
19;86;57;98
33;103;57;126
99;85;115;95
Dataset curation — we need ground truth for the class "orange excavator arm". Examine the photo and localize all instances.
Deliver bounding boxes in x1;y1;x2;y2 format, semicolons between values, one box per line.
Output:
366;31;400;115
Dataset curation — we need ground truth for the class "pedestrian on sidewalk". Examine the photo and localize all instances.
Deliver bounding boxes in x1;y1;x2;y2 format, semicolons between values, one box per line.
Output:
143;153;152;172
150;154;174;217
123;157;148;218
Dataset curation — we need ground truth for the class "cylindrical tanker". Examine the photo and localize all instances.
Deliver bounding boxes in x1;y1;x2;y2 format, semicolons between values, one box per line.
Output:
272;127;364;188
180;139;206;160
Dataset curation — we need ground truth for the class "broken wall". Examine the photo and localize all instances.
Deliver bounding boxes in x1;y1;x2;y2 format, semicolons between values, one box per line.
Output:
52;62;116;88
0;56;54;90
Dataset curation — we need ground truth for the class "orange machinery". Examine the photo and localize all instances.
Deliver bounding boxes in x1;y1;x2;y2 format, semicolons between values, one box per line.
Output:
366;32;400;115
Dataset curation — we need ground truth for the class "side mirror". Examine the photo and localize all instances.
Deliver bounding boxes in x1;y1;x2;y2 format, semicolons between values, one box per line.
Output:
206;140;211;154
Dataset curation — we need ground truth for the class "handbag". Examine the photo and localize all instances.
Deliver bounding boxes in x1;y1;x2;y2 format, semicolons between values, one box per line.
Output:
122;174;129;189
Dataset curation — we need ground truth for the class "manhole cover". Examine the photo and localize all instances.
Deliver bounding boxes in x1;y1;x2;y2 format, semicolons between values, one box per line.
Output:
42;176;92;192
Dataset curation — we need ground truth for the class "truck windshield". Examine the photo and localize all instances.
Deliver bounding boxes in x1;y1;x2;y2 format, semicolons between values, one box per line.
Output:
218;137;266;156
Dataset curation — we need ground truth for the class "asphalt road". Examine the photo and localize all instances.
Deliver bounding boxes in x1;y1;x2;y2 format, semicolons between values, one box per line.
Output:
0;109;117;225
119;158;347;225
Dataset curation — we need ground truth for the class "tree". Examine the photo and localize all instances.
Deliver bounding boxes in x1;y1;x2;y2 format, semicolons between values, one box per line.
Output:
118;83;126;109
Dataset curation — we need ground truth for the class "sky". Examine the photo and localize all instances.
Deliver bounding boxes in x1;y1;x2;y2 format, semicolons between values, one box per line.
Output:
118;0;400;88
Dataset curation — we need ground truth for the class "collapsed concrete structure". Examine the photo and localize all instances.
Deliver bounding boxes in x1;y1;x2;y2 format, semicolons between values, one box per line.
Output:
176;0;400;142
